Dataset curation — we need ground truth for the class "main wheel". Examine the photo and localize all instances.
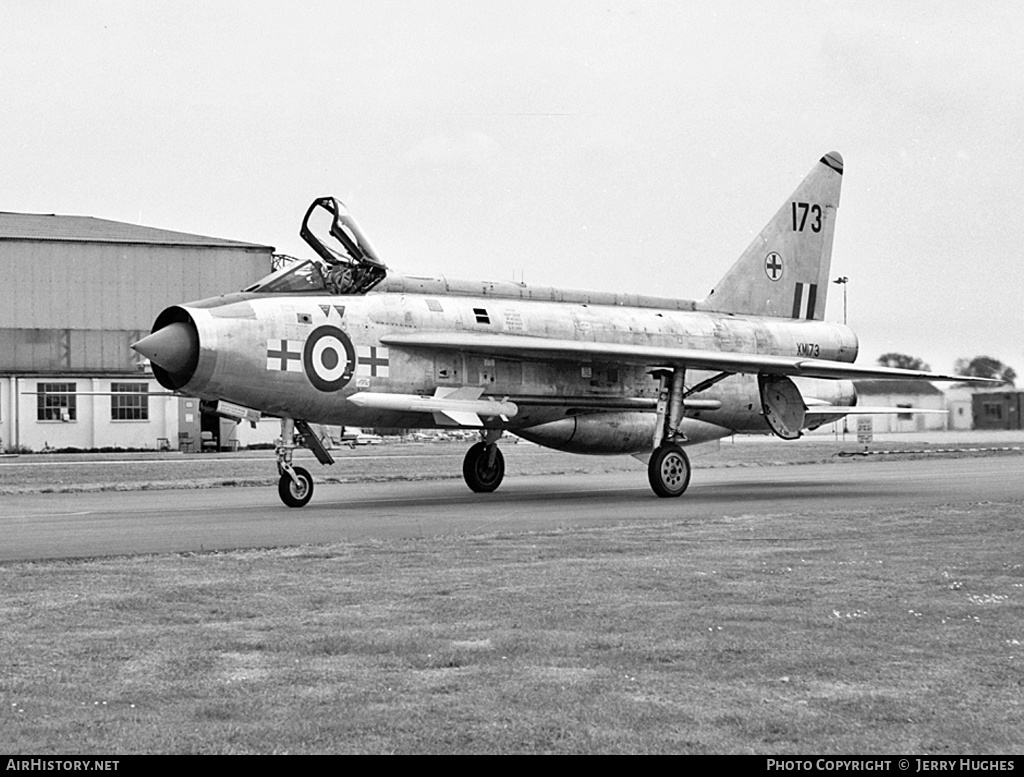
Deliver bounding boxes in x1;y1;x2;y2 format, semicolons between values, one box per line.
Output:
278;466;314;507
648;443;691;498
463;442;505;493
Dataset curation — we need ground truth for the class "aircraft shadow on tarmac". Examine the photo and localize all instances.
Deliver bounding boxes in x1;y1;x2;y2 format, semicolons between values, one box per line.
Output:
292;473;909;513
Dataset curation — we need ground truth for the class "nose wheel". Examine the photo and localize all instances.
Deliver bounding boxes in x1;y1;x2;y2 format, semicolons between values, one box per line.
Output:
463;441;505;493
278;466;314;507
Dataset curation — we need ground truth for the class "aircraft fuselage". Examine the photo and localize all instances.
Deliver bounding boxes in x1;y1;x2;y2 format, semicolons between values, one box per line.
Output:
134;156;984;503
149;287;859;450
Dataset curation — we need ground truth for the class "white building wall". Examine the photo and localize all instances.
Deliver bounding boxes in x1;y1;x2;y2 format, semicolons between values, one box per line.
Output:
92;379;179;449
942;386;975;430
0;377;11;452
804;389;949;437
230;417;281;448
856;391;947;433
4;375;178;452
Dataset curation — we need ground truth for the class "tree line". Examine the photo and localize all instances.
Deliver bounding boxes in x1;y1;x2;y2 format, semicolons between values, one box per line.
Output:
877;353;1016;385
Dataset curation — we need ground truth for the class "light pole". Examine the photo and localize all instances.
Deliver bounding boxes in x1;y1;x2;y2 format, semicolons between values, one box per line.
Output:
832;276;850;439
833;276;849;325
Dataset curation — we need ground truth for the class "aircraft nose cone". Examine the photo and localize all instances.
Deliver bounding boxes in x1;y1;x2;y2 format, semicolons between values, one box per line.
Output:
132;322;197;374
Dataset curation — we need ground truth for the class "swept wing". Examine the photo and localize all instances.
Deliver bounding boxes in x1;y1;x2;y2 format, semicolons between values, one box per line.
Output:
380;332;988;383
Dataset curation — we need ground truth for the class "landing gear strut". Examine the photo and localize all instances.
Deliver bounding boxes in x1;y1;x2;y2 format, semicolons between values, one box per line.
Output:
648;369;692;498
275;418;333;507
463;431;505;493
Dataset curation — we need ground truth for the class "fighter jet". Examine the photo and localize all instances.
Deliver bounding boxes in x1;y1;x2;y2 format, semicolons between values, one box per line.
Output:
133;152;985;507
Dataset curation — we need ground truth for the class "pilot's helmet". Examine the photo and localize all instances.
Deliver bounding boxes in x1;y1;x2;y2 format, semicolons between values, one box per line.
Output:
330;265;354;290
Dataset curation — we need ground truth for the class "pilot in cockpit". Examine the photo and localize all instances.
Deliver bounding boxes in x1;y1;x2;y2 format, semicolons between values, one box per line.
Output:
327;264;355;294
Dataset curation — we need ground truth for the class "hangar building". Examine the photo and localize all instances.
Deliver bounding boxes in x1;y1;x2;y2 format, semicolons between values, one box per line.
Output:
0;212;274;452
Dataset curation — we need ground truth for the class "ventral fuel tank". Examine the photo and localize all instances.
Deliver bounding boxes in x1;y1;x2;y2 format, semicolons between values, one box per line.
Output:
516;412;734;454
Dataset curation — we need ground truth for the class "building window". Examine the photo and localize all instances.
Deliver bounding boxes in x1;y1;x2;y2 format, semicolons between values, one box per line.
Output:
111;383;149;421
37;383;77;421
984;403;1003;421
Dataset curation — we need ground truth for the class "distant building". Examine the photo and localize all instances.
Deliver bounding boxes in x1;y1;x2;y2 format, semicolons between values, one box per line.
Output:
0;212;274;452
941;385;976;430
971;388;1024;430
852;379;947;433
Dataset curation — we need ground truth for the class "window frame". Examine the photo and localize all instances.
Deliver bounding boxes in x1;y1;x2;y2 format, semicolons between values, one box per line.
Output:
37;382;77;422
110;382;150;422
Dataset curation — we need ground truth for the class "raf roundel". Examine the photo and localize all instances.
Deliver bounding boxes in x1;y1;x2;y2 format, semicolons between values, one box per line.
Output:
303;325;355;392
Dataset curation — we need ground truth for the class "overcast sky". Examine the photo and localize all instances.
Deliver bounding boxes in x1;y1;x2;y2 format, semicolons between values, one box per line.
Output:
2;0;1021;374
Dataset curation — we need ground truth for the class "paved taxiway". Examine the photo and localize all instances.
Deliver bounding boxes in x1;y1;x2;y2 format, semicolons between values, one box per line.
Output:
3;455;1023;562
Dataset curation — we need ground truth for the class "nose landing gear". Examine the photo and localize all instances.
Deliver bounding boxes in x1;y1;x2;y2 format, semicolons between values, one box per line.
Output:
275;418;334;507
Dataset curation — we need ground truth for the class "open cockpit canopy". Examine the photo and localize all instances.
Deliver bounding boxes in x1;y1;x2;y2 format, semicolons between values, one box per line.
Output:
246;197;388;296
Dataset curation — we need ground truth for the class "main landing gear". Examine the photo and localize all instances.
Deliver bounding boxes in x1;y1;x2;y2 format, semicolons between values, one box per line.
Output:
647;368;693;498
462;430;505;493
648;442;691;498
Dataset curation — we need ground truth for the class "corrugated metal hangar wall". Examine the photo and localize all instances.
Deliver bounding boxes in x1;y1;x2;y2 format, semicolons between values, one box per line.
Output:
0;212;275;451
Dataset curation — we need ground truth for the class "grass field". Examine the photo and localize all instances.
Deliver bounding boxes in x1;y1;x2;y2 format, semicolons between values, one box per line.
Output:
2;440;1023;753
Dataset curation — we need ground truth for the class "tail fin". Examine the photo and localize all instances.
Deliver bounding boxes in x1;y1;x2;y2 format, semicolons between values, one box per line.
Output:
703;152;843;320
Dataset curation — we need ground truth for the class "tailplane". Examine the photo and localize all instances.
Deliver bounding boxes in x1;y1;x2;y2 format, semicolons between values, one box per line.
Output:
703;152;843;320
